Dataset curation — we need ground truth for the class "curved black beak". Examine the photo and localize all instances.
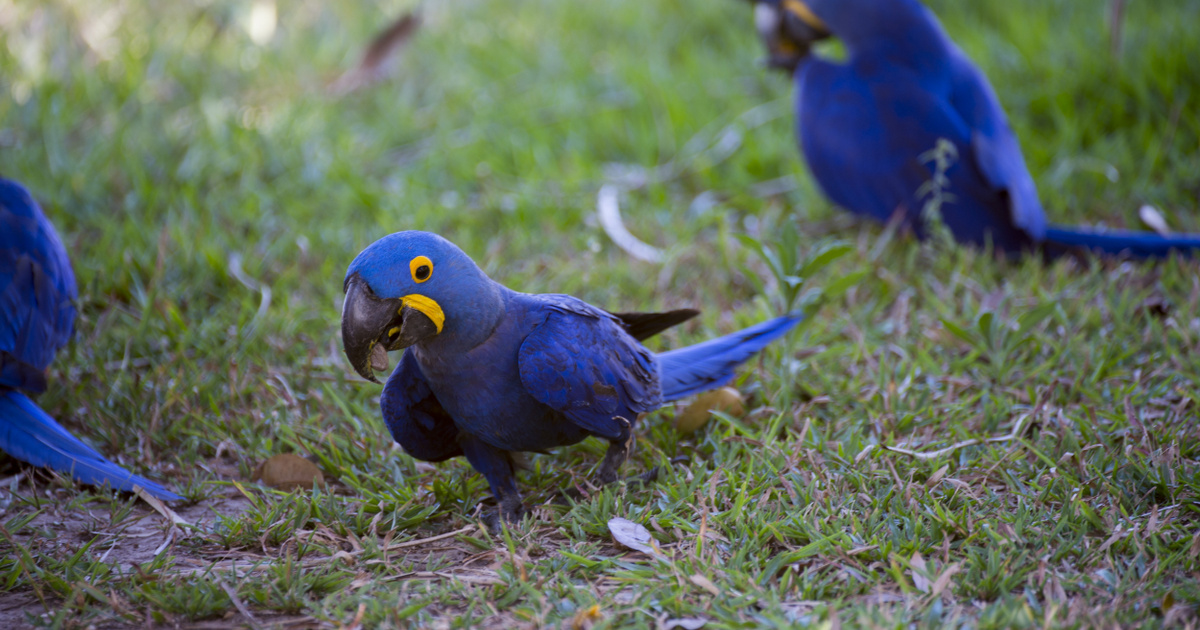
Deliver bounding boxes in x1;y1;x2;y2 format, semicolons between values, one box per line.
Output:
341;274;440;382
752;0;832;73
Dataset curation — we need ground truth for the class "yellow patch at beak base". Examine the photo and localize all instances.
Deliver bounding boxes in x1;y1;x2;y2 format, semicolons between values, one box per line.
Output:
783;0;827;32
400;294;445;333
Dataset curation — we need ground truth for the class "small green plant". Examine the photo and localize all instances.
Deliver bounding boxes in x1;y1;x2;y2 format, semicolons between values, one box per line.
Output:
737;219;868;315
941;300;1060;379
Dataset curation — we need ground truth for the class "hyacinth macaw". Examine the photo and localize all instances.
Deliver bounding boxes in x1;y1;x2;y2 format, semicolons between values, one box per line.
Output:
0;178;181;500
751;0;1200;258
341;231;801;524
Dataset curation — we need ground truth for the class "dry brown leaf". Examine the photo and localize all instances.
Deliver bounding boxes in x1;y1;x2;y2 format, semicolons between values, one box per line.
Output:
330;550;356;566
251;453;326;491
1094;525;1131;556
136;486;190;527
854;444;877;464
925;464;949;488
359;14;420;74
910;552;931;593
1146;505;1161;535
608;517;660;557
344;603;366;630
676;387;745;434
330;12;421;95
928;562;960;599
689;574;721;596
217;578;258;625
349;572;373;590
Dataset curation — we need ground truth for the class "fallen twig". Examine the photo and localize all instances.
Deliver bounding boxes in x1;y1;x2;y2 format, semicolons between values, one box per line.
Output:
217;578;261;628
596;185;666;263
371;524;479;554
227;253;272;347
859;415;1031;461
382;570;505;586
166;525;481;578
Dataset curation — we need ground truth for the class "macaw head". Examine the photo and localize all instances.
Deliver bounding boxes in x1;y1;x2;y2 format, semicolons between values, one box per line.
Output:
750;0;832;73
341;231;502;382
752;0;942;70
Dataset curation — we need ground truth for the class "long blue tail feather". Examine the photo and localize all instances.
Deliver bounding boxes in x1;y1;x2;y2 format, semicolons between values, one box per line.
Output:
1045;225;1200;259
658;313;803;401
0;390;182;500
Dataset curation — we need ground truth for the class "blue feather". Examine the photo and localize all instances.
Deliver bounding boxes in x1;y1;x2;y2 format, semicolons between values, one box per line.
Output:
658;313;803;400
767;0;1200;259
1044;226;1200;259
1;177;180;500
0;391;182;500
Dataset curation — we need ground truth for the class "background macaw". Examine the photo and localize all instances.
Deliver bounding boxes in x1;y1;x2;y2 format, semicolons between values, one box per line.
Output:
341;231;801;524
0;178;181;500
751;0;1200;258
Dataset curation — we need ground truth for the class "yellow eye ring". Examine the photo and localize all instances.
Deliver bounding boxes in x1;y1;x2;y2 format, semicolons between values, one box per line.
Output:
409;256;433;283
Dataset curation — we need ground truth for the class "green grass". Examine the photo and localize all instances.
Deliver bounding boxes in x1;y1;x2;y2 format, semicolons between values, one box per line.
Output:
1;0;1198;627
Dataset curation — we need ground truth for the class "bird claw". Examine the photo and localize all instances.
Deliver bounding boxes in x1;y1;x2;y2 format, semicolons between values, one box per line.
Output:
482;497;527;533
626;466;659;488
481;511;505;533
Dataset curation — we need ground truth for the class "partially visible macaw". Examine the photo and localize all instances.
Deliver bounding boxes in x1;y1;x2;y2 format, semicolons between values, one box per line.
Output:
750;0;1200;258
341;231;801;524
0;178;181;500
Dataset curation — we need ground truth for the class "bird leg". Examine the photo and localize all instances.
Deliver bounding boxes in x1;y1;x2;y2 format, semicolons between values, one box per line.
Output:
460;436;525;529
596;434;632;485
595;414;657;487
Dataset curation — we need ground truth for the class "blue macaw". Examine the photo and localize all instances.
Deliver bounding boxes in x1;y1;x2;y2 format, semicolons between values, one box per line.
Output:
750;0;1200;258
341;231;801;524
0;178;181;500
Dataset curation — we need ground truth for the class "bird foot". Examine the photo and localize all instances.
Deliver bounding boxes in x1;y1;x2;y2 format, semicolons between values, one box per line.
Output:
557;466;660;506
627;466;659;488
481;497;527;533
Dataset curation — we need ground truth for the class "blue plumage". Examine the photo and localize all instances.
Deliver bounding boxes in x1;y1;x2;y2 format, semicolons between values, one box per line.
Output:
659;313;801;400
0;178;180;500
342;231;801;524
753;0;1200;258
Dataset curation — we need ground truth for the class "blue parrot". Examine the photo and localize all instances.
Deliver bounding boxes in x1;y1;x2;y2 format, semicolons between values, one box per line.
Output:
0;178;181;500
750;0;1200;258
341;231;801;524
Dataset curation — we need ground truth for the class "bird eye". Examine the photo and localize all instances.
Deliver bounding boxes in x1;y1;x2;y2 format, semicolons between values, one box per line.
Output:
409;255;433;283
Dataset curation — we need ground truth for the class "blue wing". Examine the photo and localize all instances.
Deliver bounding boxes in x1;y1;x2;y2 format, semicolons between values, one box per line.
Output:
796;48;1037;252
517;295;662;441
658;312;802;401
0;391;181;499
380;349;463;462
944;50;1046;240
1;178;77;392
0;178;180;500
